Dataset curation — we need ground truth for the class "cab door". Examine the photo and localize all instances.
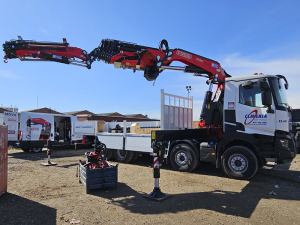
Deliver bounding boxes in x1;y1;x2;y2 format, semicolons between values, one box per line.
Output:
235;80;276;136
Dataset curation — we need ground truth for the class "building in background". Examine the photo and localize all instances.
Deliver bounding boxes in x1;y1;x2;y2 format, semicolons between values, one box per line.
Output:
0;108;13;125
75;112;158;122
22;107;62;114
0;105;18;113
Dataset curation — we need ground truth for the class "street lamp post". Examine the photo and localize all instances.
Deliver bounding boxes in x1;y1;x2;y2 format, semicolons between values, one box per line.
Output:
186;86;192;98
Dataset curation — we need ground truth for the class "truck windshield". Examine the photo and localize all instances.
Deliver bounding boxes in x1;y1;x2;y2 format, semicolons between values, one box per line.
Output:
269;77;289;109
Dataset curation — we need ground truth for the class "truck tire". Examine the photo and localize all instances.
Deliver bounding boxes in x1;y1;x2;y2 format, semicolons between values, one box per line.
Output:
113;149;135;163
222;146;258;180
31;147;42;153
170;144;198;172
21;148;30;152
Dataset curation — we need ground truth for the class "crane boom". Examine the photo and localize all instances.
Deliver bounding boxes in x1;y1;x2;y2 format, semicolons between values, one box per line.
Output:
3;36;230;85
3;36;231;127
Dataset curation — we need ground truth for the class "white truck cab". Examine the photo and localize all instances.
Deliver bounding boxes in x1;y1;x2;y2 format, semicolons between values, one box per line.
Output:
223;74;296;164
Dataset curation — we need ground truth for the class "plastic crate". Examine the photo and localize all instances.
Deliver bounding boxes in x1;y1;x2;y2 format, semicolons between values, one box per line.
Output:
78;163;118;193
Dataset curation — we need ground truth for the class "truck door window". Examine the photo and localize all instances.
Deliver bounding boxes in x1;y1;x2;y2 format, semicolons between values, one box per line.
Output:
239;82;265;108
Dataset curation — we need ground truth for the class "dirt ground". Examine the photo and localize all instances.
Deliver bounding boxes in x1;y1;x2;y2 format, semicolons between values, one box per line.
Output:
1;148;300;225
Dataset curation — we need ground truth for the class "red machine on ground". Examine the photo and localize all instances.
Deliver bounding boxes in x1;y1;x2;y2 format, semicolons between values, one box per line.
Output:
80;137;110;169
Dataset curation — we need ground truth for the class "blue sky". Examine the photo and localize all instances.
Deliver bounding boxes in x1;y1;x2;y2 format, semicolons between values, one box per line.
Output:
1;0;300;120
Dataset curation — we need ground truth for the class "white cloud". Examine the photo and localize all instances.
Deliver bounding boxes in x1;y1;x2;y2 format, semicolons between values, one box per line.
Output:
222;53;300;76
0;70;20;79
40;29;48;34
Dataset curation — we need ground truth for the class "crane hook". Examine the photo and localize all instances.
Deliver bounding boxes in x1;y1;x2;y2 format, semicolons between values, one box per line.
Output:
4;58;8;63
159;39;169;53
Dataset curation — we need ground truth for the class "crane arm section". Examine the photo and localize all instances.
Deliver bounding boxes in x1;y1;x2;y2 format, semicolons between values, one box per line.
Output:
3;37;230;86
3;36;231;128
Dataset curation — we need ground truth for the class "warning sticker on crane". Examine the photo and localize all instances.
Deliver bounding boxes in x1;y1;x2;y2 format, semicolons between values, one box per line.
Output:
212;63;219;68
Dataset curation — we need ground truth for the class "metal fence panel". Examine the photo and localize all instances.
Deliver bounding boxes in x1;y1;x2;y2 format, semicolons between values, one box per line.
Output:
161;89;193;130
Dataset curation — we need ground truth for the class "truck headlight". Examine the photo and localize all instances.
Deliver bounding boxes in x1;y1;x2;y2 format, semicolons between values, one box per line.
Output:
280;139;289;148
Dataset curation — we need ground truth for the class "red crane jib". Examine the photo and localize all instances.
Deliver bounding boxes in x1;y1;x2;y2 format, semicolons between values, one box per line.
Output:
3;37;230;84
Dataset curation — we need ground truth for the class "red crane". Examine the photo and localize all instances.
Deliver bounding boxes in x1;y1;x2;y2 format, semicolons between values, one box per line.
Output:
3;36;231;130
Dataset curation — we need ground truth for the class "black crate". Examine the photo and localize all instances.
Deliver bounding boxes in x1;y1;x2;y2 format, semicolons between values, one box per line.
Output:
78;163;118;193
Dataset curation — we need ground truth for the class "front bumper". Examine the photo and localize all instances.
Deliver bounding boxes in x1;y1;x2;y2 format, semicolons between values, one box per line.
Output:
276;133;297;164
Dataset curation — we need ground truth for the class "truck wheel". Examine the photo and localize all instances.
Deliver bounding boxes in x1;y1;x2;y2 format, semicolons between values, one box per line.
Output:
21;148;30;152
222;146;258;180
31;147;42;153
170;144;198;172
113;149;134;163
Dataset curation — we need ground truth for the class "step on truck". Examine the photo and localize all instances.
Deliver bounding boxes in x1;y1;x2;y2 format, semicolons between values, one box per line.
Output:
2;37;297;179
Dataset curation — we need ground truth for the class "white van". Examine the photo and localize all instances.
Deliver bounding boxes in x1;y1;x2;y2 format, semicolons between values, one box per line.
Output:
17;112;97;153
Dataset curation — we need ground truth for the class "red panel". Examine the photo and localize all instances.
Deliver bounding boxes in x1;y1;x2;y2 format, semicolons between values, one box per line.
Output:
0;125;8;196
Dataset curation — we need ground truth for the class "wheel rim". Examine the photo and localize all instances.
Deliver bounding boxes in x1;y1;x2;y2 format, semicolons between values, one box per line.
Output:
117;150;127;159
175;150;189;167
228;154;248;173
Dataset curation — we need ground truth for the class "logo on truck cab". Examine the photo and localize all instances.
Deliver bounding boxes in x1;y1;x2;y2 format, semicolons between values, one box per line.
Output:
244;110;267;125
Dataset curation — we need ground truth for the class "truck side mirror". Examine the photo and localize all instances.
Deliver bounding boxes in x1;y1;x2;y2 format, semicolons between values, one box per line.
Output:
262;90;272;106
259;79;274;113
262;90;274;113
259;80;269;91
285;83;289;90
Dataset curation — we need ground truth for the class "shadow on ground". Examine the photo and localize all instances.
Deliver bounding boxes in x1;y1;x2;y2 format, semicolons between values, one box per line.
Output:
114;154;300;183
8;148;91;162
0;193;56;225
89;177;300;218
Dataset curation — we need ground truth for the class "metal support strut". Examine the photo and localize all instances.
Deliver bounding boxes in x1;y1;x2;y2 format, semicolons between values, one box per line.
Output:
144;141;170;201
41;140;57;166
